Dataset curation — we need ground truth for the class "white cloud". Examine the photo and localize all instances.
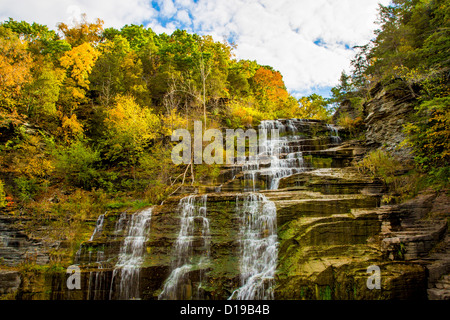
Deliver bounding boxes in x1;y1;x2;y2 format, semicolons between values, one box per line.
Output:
187;0;391;96
0;0;391;96
176;10;191;26
0;0;157;29
156;0;177;18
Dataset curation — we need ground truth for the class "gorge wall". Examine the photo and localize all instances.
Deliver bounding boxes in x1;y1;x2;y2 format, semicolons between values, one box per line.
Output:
1;85;449;300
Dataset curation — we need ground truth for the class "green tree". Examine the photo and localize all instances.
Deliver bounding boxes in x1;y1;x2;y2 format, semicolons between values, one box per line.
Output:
331;71;354;103
298;94;332;121
90;35;147;106
24;62;65;122
404;96;450;182
1;18;71;58
338;0;449;183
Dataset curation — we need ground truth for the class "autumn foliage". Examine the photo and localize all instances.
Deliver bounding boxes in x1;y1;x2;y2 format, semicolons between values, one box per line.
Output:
0;15;331;206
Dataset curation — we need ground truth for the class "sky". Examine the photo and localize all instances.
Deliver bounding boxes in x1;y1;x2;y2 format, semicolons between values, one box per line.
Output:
0;0;391;98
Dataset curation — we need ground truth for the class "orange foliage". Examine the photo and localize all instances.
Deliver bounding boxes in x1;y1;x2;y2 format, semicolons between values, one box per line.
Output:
252;67;289;104
5;196;14;207
57;14;104;47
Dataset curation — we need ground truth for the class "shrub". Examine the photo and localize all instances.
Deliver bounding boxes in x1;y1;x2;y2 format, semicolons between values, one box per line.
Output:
228;99;264;128
337;113;364;137
0;179;6;208
356;149;421;203
403;96;450;187
14;176;40;202
55;139;101;189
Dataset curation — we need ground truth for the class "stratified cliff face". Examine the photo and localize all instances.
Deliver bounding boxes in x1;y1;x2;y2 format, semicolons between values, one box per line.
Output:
0;100;448;300
363;81;418;159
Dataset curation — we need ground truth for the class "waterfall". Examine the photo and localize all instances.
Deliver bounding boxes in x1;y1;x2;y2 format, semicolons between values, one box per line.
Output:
109;207;153;300
89;214;105;241
230;193;278;300
231;119;312;299
75;118;342;300
75;213;105;264
262;120;306;189
326;123;341;144
159;195;210;300
239;120;308;191
87;250;107;300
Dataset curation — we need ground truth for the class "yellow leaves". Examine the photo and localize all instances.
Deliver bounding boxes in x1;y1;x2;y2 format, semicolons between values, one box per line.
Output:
0;179;7;208
72;87;86;100
59;43;99;112
391;65;423;83
426;110;450;155
11;134;54;179
58;113;84;143
105;95;161;157
229;99;263;128
404;96;450;171
21;157;54;179
297;96;330;121
0;27;33;109
337;115;364;135
0;53;32;91
161;108;187;135
60;43;99;88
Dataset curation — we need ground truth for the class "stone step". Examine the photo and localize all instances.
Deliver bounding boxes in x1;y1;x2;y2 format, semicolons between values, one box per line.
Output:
267;193;381;226
428;288;450;300
435;282;450;289
278;168;384;195
428;272;450;300
442;275;450;282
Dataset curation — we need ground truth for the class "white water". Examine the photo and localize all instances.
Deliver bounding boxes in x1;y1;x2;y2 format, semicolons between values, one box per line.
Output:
78;119;341;300
89;214;105;241
75;213;105;264
110;207;153;300
230;120;293;299
231;119;322;300
159;195;210;300
239;120;309;192
230;193;278;300
87;250;107;300
326;123;342;144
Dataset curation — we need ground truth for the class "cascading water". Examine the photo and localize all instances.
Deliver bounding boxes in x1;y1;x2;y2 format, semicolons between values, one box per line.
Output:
109;207;153;300
75;213;105;264
231;119;314;300
74;213;109;300
76;118;341;300
326;123;341;144
89;214;105;241
87;250;107;300
240;120;308;192
159;195;210;300
262;120;306;190
230;193;278;300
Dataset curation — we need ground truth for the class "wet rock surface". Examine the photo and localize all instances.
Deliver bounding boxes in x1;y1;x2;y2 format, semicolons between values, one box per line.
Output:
0;215;50;267
1;118;448;300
